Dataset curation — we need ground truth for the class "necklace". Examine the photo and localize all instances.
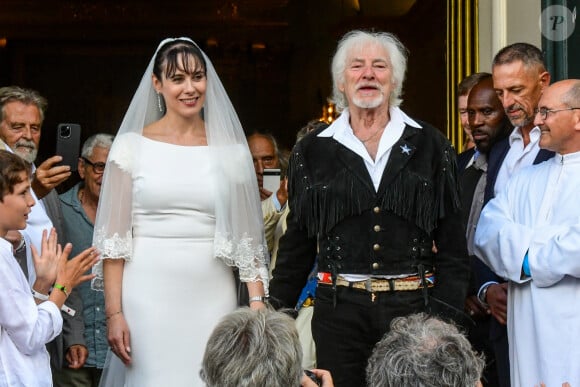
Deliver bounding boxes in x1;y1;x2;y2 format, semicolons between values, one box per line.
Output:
355;126;384;143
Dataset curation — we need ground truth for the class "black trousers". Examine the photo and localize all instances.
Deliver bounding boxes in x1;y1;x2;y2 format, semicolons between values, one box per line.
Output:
491;323;511;387
312;284;426;387
467;316;500;386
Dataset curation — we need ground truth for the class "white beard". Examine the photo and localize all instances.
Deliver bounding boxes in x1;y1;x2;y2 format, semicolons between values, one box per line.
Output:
352;93;384;109
15;147;38;163
13;139;38;163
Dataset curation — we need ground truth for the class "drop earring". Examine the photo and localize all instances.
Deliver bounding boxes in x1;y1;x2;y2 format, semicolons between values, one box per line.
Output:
157;93;164;112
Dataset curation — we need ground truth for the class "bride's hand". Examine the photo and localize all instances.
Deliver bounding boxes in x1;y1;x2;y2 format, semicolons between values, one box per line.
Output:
107;313;132;365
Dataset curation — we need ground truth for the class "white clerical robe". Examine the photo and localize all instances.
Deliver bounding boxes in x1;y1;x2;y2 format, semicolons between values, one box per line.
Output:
474;152;580;386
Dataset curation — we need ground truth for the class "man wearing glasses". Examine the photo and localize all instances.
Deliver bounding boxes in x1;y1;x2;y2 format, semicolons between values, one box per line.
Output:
473;43;554;387
56;133;114;386
474;78;580;386
0;86;88;379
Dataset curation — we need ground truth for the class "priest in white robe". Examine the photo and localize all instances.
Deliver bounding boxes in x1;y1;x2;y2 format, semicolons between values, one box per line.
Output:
474;79;580;386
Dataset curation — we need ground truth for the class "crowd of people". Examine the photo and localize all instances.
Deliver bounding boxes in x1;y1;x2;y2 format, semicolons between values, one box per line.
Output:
1;28;579;387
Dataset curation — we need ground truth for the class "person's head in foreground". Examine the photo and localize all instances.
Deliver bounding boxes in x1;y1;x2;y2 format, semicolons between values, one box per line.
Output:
200;307;304;387
366;313;485;387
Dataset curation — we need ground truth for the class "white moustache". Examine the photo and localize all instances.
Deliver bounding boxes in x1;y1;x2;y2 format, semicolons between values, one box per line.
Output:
15;140;36;150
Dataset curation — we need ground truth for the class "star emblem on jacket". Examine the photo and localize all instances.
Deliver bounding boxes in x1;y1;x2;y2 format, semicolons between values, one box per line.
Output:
400;144;411;155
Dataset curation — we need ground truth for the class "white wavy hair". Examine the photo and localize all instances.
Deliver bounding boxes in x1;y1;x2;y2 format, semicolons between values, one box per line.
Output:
331;30;408;112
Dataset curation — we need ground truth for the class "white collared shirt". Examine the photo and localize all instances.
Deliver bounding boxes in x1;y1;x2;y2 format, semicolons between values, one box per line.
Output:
494;126;542;195
0;238;62;387
477;125;543;298
318;106;422;192
318;106;422;280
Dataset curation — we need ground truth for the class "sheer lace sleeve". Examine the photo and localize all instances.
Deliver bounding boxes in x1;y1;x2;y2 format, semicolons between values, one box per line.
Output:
91;133;137;290
211;144;269;294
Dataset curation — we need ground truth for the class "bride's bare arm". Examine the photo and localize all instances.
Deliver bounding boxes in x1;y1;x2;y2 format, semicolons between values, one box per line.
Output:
104;259;132;364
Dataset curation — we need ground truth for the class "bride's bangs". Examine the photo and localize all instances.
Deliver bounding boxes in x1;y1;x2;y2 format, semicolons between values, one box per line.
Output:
164;45;206;78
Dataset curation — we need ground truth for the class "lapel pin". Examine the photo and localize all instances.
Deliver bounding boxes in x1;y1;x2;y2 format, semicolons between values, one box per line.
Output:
400;144;411;155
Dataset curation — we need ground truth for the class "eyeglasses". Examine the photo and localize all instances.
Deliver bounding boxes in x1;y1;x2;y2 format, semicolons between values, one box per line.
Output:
534;107;580;120
81;157;106;174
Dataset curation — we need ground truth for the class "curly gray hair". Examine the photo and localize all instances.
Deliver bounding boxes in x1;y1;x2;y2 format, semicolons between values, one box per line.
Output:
200;307;303;387
366;313;485;387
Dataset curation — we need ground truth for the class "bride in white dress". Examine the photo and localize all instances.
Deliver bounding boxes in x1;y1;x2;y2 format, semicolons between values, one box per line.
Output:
92;38;268;386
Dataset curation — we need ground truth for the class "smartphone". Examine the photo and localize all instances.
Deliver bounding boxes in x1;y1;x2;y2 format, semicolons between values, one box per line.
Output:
56;123;81;172
304;370;322;386
263;168;281;193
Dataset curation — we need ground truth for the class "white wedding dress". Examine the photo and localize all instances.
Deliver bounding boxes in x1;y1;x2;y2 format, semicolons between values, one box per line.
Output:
100;134;237;386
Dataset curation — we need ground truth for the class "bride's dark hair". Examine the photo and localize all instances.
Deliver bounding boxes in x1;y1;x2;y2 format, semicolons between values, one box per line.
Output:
153;39;207;81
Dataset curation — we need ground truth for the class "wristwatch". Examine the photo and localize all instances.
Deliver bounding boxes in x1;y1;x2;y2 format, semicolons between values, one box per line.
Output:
478;284;490;307
249;296;268;304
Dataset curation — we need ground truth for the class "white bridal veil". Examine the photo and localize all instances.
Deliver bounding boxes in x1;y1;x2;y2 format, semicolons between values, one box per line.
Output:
91;37;269;292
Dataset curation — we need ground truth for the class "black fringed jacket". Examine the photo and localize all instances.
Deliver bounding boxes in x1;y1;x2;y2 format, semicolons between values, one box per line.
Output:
269;119;470;319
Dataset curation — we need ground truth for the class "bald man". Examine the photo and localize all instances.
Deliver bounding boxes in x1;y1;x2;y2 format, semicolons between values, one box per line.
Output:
475;79;580;386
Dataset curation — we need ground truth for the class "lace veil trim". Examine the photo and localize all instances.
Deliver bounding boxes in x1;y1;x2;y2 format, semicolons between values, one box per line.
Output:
215;232;269;295
91;229;132;291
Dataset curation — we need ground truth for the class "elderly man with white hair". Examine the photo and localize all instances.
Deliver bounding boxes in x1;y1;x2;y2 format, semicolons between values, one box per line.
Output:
269;30;469;386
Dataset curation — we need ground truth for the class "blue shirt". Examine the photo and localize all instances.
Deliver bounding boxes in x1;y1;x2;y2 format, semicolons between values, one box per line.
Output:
59;183;107;368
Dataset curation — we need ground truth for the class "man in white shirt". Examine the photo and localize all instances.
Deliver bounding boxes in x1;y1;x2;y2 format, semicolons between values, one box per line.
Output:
475;78;580;387
0;86;71;257
0;86;84;375
473;43;553;387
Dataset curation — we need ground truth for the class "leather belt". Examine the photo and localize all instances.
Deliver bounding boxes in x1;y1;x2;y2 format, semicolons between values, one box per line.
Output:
318;272;435;292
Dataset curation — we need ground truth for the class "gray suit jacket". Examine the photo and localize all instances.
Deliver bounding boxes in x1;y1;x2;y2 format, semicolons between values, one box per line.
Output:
43;190;86;369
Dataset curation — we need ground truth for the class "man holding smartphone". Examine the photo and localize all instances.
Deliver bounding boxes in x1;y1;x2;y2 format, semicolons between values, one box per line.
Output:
247;131;288;260
0;86;84;379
